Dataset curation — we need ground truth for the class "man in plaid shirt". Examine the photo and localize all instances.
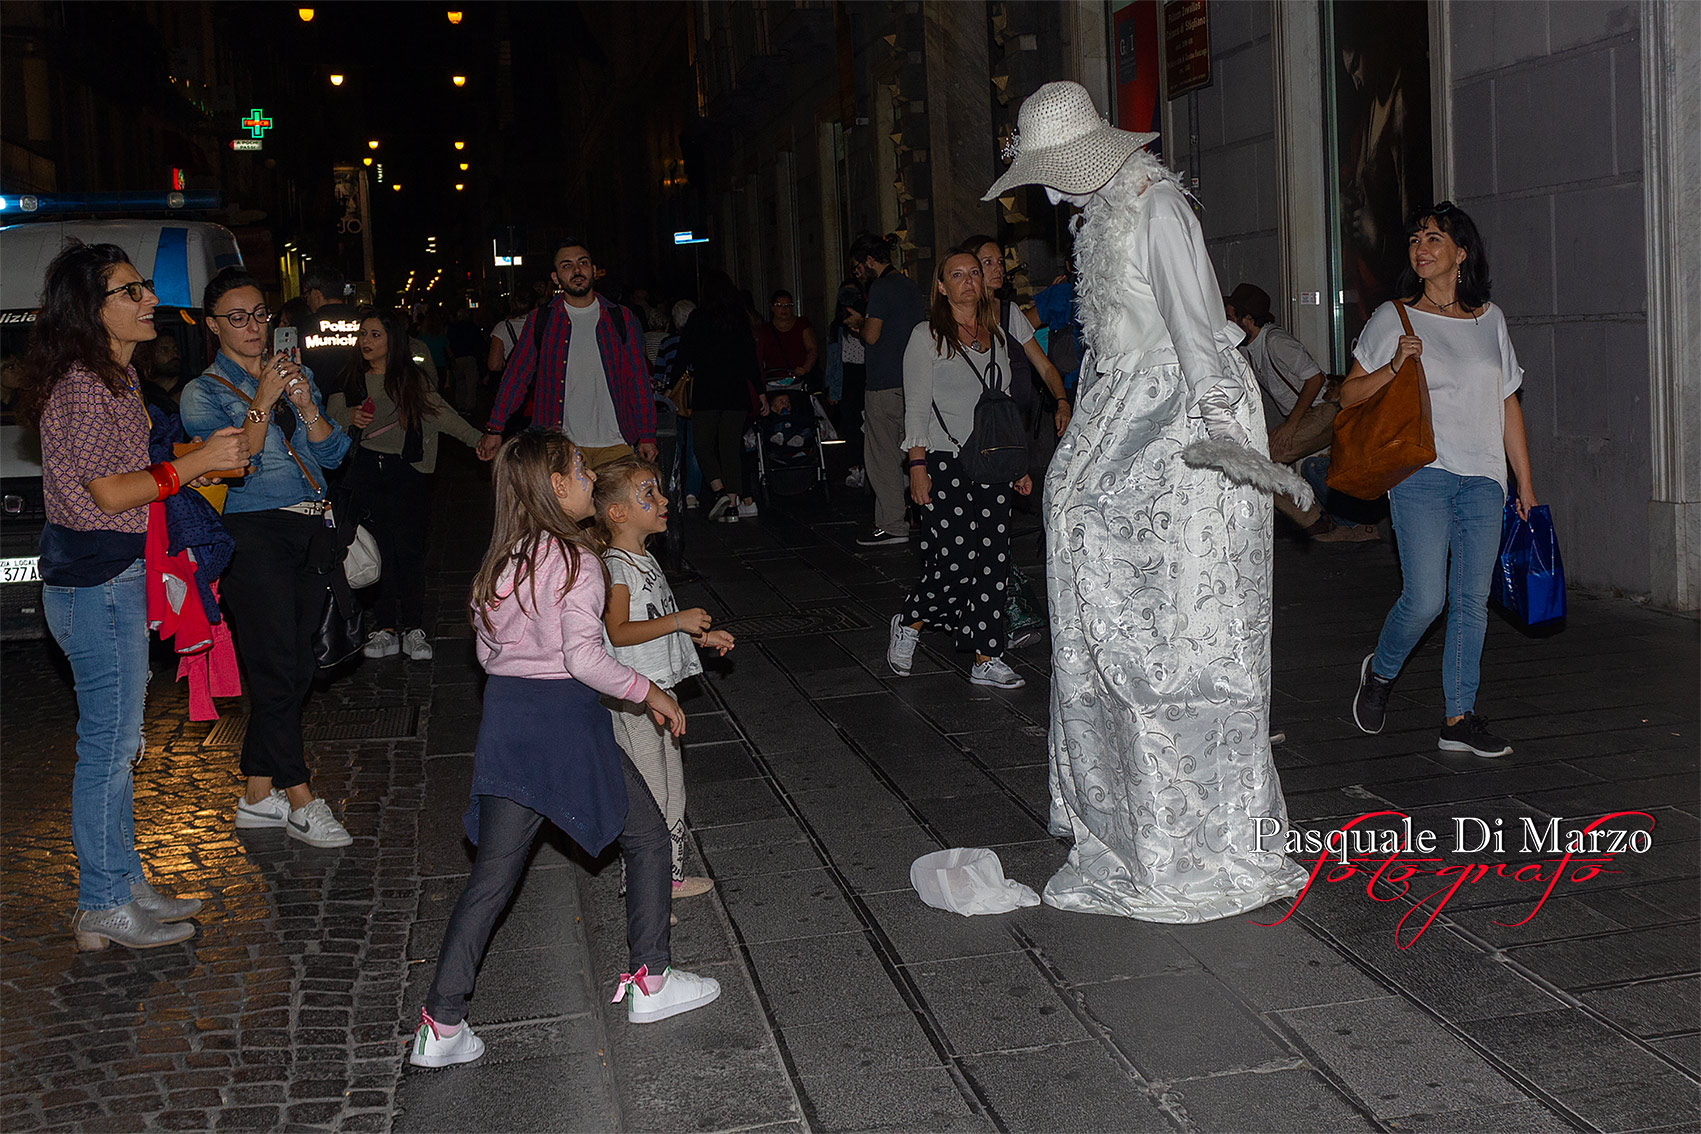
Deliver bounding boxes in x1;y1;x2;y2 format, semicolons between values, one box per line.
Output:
477;239;657;466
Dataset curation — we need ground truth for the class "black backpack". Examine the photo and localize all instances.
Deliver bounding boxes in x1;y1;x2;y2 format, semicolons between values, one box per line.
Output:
932;343;1027;484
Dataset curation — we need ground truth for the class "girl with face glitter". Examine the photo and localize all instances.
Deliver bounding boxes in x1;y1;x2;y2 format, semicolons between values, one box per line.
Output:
593;456;735;898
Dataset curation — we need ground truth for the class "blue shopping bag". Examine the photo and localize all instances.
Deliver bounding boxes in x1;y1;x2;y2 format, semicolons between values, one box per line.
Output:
1494;499;1566;626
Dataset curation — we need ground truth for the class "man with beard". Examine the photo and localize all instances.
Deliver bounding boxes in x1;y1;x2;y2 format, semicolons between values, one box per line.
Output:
478;239;656;467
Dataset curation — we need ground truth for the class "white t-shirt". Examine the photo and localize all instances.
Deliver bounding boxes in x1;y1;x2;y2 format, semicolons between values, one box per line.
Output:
491;317;523;361
1244;324;1323;415
563;302;626;448
1004;300;1035;346
1353;301;1522;489
602;549;703;690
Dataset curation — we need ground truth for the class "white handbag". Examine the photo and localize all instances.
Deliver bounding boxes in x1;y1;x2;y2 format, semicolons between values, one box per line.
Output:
343;525;381;589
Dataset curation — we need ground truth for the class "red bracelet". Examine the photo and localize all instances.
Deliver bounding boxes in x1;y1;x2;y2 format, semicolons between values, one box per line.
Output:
148;462;180;500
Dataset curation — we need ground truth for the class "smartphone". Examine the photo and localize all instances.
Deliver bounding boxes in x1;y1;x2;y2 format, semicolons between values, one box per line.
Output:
274;325;299;363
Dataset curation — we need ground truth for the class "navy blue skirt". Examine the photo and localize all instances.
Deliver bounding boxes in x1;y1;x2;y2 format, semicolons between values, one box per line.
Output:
465;675;629;856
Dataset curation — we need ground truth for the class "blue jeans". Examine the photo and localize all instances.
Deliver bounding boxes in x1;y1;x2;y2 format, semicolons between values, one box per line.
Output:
1371;468;1504;718
43;560;149;910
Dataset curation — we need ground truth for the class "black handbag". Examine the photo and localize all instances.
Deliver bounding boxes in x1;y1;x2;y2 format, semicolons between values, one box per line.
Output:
312;554;364;669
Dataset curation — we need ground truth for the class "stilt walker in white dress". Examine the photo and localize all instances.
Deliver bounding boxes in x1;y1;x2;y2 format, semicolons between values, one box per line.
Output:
985;82;1313;923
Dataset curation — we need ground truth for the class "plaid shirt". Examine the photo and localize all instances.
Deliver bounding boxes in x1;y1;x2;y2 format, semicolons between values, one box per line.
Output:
486;294;656;445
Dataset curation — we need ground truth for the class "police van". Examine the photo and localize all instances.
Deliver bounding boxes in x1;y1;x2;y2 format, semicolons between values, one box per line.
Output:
1;219;244;638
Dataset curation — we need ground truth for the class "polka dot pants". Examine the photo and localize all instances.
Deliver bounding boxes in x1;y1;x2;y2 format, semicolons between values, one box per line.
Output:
903;451;1012;656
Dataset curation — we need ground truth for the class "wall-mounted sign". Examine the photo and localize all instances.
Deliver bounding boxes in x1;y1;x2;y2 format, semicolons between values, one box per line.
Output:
672;230;709;246
1163;0;1212;100
231;139;263;152
1113;2;1161;135
241;108;274;138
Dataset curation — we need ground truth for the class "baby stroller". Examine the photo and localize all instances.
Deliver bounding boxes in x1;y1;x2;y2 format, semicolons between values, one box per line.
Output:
752;378;833;506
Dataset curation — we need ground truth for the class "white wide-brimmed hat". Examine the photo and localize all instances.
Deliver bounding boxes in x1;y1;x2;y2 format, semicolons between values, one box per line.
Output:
983;81;1159;201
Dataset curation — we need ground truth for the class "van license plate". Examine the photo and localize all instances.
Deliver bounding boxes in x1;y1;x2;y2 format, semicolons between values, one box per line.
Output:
0;557;41;584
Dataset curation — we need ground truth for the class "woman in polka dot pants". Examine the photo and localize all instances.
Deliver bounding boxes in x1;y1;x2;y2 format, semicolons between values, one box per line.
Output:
886;251;1033;689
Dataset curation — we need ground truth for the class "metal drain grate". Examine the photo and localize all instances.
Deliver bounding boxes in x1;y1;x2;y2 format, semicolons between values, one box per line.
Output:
718;608;870;639
204;706;419;747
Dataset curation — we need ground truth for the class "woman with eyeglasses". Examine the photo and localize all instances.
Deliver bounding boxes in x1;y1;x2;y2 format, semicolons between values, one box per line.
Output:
15;241;249;950
1346;203;1536;758
180;267;355;848
884;251;1033;691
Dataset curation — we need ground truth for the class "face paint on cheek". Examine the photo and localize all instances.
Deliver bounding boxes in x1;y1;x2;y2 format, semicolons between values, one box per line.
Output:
572;450;589;488
634;478;657;512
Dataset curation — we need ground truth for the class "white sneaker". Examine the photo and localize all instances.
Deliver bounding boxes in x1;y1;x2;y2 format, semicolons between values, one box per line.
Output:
401;629;434;660
970;657;1026;689
287;798;353;848
845;467;866;488
887;614;919;676
408;1009;485;1068
737;499;758;519
234;788;290;830
615;966;722;1024
684;494;699;509
363;629;399;658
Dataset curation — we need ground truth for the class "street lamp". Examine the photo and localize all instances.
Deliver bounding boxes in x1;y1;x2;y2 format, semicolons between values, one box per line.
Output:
392;184;402;192
368;140;379;150
329;74;344;86
455;183;465;192
362;157;373;166
446;10;463;23
459;162;469;171
451;75;467;88
453;141;466;151
298;7;314;21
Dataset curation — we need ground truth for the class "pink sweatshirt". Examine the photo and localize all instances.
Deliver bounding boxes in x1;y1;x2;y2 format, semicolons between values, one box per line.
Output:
474;537;651;702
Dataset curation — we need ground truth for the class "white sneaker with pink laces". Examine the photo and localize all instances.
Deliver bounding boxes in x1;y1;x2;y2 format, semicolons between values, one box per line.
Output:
612;964;721;1024
408;1008;485;1067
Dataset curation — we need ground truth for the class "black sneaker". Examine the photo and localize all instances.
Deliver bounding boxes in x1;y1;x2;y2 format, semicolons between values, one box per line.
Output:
1438;713;1513;758
1352;653;1393;734
856;528;909;547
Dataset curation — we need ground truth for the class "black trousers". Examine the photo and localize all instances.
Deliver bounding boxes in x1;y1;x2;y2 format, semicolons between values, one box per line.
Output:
693;409;746;497
345;449;429;630
838;361;866;468
904;451;1013;656
425;752;672;1025
220;510;327;789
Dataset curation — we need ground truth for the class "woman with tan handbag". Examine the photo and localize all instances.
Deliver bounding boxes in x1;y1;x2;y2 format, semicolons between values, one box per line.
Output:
1345;203;1537;758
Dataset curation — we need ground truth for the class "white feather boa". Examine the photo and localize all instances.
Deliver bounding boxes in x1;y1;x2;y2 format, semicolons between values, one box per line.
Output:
1181;440;1317;511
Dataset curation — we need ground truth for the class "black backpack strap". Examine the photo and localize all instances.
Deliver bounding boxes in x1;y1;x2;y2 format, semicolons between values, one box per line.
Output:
930;401;962;449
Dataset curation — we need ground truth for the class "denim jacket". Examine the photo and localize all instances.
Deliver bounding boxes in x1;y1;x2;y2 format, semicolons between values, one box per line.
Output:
179;352;351;514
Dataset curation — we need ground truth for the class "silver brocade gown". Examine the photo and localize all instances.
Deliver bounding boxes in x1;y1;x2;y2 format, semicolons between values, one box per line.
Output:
1042;179;1307;923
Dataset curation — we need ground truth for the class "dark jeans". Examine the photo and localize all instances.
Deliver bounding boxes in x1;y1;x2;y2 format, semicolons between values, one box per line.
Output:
838;361;866;468
693;408;746;497
425;751;672;1025
346;449;429;630
220;510;328;789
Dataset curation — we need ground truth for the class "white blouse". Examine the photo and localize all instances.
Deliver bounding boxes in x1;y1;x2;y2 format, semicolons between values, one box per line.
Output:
900;324;1010;455
1353;301;1522;489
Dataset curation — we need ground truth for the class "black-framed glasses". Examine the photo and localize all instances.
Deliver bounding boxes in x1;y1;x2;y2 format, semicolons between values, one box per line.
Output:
210;306;272;328
104;279;156;303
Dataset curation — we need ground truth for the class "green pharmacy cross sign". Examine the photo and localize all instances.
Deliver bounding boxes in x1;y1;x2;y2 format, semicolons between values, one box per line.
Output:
241;109;274;139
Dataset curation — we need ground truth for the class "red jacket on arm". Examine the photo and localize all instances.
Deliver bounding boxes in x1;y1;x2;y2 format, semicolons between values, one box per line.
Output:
485;294;656;446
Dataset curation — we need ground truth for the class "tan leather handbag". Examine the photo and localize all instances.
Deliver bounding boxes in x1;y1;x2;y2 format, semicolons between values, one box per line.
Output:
1326;301;1436;498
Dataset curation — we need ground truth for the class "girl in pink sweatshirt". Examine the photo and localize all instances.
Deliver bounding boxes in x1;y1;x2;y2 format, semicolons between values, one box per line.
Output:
409;431;722;1070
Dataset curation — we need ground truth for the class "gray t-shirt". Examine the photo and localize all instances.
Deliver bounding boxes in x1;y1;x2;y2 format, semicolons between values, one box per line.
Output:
864;267;926;391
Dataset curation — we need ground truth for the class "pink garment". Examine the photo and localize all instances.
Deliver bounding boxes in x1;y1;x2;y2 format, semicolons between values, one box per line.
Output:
145;501;212;653
178;611;241;722
474;536;650;702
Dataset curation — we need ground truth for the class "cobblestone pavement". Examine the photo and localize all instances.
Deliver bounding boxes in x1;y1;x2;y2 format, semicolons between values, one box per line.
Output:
3;446;1697;1133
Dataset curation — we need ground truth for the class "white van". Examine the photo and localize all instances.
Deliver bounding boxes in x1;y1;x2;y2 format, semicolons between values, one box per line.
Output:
0;220;244;638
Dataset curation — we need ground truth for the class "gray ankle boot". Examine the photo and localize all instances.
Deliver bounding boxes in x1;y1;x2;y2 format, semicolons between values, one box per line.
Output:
131;877;203;923
71;901;195;952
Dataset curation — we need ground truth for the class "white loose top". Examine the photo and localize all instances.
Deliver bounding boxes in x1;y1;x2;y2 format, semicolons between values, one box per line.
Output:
602;548;702;691
562;302;626;449
901;325;1010;455
1353;301;1522;489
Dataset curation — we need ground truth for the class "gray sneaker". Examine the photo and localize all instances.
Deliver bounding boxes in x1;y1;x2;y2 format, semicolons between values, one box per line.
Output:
401;629;434;660
970;656;1026;689
887;614;919;676
287;799;353;848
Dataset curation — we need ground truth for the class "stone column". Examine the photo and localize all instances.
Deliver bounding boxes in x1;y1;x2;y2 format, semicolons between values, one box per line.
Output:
923;0;997;269
1642;0;1701;611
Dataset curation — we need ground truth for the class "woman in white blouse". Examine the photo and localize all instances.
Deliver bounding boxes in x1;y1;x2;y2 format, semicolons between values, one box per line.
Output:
884;251;1034;690
1346;203;1537;758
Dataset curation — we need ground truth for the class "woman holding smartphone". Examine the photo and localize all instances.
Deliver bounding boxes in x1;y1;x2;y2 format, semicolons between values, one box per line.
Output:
180;267;355;848
16;241;249;949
